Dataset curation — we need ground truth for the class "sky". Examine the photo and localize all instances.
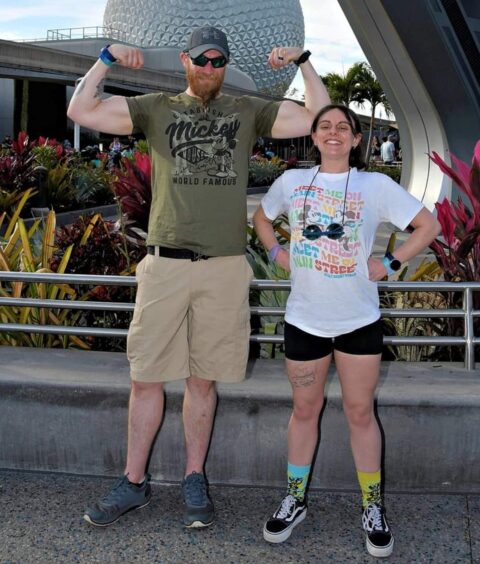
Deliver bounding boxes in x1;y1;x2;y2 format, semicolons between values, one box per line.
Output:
0;0;376;112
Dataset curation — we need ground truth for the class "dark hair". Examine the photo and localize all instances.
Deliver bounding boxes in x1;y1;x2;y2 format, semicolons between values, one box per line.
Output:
310;104;366;170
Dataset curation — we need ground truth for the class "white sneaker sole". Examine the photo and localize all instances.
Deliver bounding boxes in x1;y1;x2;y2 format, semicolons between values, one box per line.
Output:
184;518;214;529
263;509;307;543
366;536;394;558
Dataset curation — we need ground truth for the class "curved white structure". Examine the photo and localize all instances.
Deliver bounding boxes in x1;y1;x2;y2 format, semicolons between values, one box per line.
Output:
338;0;452;210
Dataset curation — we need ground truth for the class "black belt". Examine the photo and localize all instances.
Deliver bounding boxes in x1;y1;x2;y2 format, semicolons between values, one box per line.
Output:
147;245;211;261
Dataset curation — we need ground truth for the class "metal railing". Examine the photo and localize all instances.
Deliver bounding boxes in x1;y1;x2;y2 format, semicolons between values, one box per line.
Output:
45;27;126;42
0;272;479;370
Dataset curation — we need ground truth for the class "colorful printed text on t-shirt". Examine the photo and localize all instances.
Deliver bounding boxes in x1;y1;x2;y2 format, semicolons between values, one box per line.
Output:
289;184;365;278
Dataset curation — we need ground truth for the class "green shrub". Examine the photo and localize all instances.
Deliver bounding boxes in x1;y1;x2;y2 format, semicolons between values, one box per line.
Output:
248;157;286;187
366;163;402;183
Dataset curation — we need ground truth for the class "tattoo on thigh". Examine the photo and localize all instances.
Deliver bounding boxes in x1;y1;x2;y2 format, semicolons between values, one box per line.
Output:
94;79;105;99
291;369;316;388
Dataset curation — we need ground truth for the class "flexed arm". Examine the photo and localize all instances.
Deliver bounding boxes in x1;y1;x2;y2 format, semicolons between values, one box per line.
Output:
67;45;144;135
267;47;330;139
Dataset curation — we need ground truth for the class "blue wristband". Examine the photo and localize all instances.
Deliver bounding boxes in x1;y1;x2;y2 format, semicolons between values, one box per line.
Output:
268;244;282;261
381;256;395;276
99;45;117;67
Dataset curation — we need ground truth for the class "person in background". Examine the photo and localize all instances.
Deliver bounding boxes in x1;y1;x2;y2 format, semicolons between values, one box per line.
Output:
380;135;396;165
286;145;298;169
1;134;12;149
265;144;275;159
109;136;122;152
253;104;440;558
370;135;381;161
67;25;330;530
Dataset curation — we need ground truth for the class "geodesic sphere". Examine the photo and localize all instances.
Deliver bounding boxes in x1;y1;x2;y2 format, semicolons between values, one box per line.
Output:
103;0;304;94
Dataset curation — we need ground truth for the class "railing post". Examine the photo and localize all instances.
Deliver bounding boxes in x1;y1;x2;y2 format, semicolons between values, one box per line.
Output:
463;287;475;370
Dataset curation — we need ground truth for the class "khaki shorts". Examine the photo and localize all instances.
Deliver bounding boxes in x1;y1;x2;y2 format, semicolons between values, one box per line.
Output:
127;254;254;383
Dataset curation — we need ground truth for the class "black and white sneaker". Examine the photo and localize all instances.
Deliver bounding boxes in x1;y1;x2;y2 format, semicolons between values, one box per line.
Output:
263;494;307;543
362;502;394;557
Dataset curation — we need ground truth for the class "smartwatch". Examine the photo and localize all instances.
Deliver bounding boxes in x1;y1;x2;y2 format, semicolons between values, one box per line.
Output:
382;251;401;276
294;50;312;66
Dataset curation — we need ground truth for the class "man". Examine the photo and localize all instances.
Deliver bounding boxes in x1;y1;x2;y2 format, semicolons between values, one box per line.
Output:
68;25;330;529
380;135;396;165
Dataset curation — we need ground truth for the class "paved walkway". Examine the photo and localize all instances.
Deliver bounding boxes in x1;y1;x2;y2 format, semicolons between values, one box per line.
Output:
1;470;478;563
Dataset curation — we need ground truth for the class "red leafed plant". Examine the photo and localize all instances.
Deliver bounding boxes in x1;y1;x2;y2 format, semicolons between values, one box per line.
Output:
429;140;480;281
111;151;152;237
0;131;36;192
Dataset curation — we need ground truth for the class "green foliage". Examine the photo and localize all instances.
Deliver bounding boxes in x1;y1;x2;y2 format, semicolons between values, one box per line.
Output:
44;163;77;210
50;214;144;279
247;215;290;358
0;132;117;216
0;202;87;349
71;162;114;208
0;132;36;217
32;144;61;170
427;141;480;361
321;62;368;106
367;164;402;183
429;143;480;281
380;250;446;362
135;139;149;154
111;152;152;238
321;62;393;163
48;213;145;352
1;192;145;350
248;157;286;187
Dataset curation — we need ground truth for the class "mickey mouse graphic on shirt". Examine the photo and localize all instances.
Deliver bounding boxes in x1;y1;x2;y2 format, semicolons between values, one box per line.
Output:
332;208;359;251
207;135;237;178
167;109;240;182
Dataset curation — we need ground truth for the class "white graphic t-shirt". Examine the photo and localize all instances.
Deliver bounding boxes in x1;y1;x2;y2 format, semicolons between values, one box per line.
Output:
261;167;424;337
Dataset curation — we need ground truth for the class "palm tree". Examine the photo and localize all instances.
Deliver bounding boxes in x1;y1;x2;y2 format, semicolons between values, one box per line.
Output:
321;62;366;107
354;62;392;164
321;62;393;165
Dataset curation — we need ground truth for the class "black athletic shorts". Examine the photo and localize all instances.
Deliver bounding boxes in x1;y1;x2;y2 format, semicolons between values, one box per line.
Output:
284;318;383;361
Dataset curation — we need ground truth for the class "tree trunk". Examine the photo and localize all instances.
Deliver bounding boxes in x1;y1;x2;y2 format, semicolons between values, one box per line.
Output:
21;80;29;133
365;103;377;167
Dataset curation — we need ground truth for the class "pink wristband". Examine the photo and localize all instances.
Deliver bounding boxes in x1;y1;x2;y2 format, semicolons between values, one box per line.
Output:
268;244;282;261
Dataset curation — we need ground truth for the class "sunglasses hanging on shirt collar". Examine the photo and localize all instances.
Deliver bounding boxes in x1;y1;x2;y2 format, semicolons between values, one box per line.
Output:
302;168;351;241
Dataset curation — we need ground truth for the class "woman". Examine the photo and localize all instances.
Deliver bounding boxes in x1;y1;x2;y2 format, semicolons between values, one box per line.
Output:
371;135;381;161
253;104;440;558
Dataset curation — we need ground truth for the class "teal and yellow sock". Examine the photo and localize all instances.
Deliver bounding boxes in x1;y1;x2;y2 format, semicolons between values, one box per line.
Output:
357;469;382;508
287;462;311;501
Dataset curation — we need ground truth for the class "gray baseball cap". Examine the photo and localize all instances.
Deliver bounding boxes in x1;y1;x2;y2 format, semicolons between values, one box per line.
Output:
185;26;230;59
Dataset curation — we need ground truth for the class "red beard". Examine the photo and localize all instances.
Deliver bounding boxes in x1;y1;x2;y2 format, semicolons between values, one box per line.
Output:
186;64;225;106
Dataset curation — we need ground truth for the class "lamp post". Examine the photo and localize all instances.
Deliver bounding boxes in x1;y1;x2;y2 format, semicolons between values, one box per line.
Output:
73;77;82;151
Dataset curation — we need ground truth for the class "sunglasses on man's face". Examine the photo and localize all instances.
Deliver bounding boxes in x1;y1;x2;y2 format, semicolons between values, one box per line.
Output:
302;222;344;241
189;53;228;68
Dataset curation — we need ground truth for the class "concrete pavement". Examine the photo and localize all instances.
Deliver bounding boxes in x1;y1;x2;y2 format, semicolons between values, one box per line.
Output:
1;469;478;563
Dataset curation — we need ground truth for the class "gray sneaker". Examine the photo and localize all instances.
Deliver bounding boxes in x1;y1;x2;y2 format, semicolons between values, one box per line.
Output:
84;474;151;527
181;471;214;528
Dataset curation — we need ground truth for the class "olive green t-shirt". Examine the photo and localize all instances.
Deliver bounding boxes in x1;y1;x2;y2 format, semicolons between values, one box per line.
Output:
126;92;281;256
